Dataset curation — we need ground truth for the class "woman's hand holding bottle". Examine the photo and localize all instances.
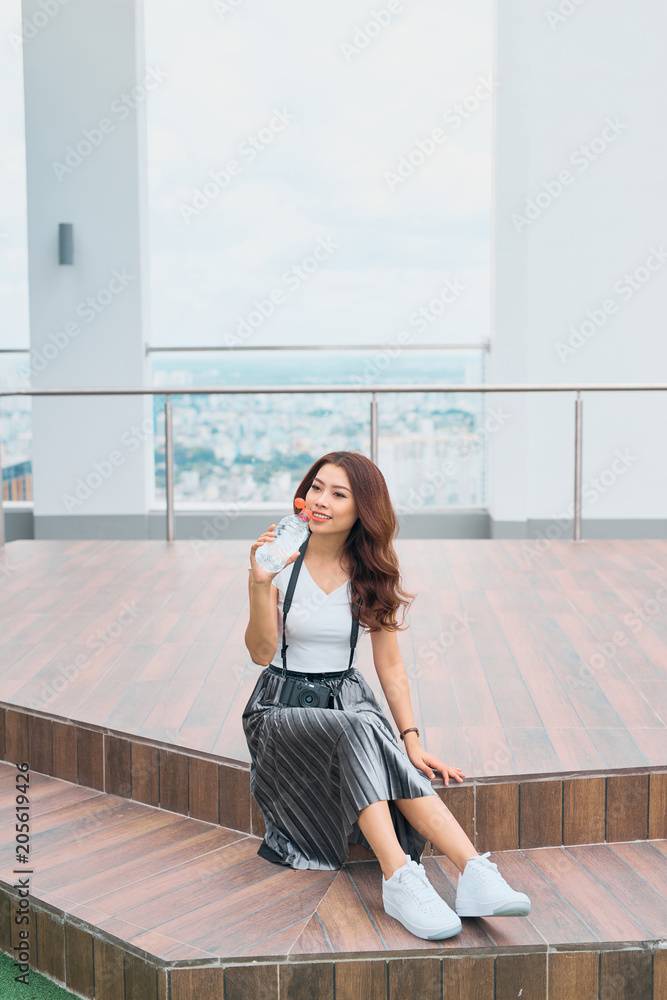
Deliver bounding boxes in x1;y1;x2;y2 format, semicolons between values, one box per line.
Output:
249;524;300;586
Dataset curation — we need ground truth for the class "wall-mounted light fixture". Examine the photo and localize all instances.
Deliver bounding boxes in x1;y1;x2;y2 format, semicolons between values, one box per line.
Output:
58;223;73;265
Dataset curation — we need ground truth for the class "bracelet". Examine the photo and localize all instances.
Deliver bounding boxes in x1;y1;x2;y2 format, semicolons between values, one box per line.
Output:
399;727;420;741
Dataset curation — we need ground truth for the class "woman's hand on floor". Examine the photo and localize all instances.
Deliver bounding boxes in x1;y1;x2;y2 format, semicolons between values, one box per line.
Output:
406;746;465;785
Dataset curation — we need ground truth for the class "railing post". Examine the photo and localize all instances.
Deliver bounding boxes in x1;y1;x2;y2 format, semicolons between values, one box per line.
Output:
370;392;378;465
573;390;583;541
165;394;175;542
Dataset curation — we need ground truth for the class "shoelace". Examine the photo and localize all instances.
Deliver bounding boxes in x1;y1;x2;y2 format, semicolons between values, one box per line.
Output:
465;852;508;885
396;860;440;907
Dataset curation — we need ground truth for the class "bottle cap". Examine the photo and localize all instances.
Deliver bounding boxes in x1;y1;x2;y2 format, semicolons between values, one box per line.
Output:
294;497;312;520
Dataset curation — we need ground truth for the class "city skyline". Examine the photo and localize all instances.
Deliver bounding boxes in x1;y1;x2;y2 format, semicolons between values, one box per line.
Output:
1;349;487;509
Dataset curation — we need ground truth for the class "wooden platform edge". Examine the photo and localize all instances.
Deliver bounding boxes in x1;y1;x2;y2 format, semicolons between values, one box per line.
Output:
1;883;665;1000
1;703;666;852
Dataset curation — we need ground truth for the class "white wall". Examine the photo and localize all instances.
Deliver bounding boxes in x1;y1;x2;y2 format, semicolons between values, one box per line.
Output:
489;0;667;531
22;0;154;524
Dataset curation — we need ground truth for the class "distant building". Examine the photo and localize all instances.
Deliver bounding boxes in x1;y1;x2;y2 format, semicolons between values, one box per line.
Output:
2;459;32;501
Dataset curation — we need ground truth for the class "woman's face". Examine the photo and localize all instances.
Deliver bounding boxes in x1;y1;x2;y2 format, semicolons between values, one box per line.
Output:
304;463;358;534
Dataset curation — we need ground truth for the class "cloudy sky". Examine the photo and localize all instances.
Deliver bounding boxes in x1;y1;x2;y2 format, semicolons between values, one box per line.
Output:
1;0;493;351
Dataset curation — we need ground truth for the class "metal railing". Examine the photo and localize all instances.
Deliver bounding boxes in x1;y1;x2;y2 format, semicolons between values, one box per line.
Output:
144;343;491;353
1;381;666;547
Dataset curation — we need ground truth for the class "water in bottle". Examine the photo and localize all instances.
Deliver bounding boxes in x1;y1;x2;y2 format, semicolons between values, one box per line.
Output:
255;498;314;573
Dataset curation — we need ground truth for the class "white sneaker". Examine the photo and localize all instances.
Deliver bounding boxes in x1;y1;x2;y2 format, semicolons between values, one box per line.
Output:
455;852;531;917
382;855;462;940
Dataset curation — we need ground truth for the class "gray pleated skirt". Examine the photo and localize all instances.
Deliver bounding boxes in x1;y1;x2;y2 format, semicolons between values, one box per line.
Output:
241;665;437;871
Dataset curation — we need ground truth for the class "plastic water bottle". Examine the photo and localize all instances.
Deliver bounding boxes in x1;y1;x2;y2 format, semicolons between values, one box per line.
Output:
255;498;314;573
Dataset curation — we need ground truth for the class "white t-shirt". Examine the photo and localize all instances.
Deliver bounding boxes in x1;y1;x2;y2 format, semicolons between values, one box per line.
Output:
249;559;367;673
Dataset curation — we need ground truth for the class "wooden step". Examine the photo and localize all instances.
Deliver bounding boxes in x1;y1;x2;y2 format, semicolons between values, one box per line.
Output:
1;763;665;999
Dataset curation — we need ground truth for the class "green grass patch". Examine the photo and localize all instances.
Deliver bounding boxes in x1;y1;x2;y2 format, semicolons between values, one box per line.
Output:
0;949;79;999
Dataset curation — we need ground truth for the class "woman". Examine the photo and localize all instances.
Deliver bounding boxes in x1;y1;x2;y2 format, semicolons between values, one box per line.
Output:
243;451;530;940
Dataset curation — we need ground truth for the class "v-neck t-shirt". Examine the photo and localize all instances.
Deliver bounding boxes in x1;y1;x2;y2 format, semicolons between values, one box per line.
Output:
249;559;367;673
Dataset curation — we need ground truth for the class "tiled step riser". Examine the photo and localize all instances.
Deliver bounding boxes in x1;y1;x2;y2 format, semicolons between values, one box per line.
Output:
2;704;666;852
175;950;664;1000
0;892;664;1000
1;890;167;999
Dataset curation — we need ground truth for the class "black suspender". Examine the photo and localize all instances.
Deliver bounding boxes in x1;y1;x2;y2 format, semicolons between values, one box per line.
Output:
280;531;360;692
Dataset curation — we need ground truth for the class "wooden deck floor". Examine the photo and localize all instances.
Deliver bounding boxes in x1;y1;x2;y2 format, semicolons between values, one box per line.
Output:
0;538;665;777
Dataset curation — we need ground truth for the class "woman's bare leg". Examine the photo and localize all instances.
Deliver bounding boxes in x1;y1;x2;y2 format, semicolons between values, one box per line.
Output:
357;800;410;879
394;794;477;873
357;795;478;879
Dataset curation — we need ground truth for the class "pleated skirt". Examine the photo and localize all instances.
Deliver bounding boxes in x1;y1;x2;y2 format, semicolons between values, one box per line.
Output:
241;665;438;871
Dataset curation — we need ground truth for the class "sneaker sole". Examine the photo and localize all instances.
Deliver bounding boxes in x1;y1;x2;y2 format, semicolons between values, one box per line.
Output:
384;900;462;939
456;898;531;917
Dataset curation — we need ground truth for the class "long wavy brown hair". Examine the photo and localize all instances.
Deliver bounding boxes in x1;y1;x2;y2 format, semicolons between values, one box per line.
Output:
292;451;416;633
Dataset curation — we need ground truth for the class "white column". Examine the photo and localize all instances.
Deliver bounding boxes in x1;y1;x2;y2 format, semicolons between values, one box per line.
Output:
21;0;157;537
489;0;667;536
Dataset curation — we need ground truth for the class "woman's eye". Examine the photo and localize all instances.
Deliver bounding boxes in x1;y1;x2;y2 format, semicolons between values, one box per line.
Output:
311;485;346;498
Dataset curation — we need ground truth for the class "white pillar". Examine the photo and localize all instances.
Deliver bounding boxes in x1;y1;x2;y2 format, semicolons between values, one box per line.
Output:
489;0;667;537
22;0;157;537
